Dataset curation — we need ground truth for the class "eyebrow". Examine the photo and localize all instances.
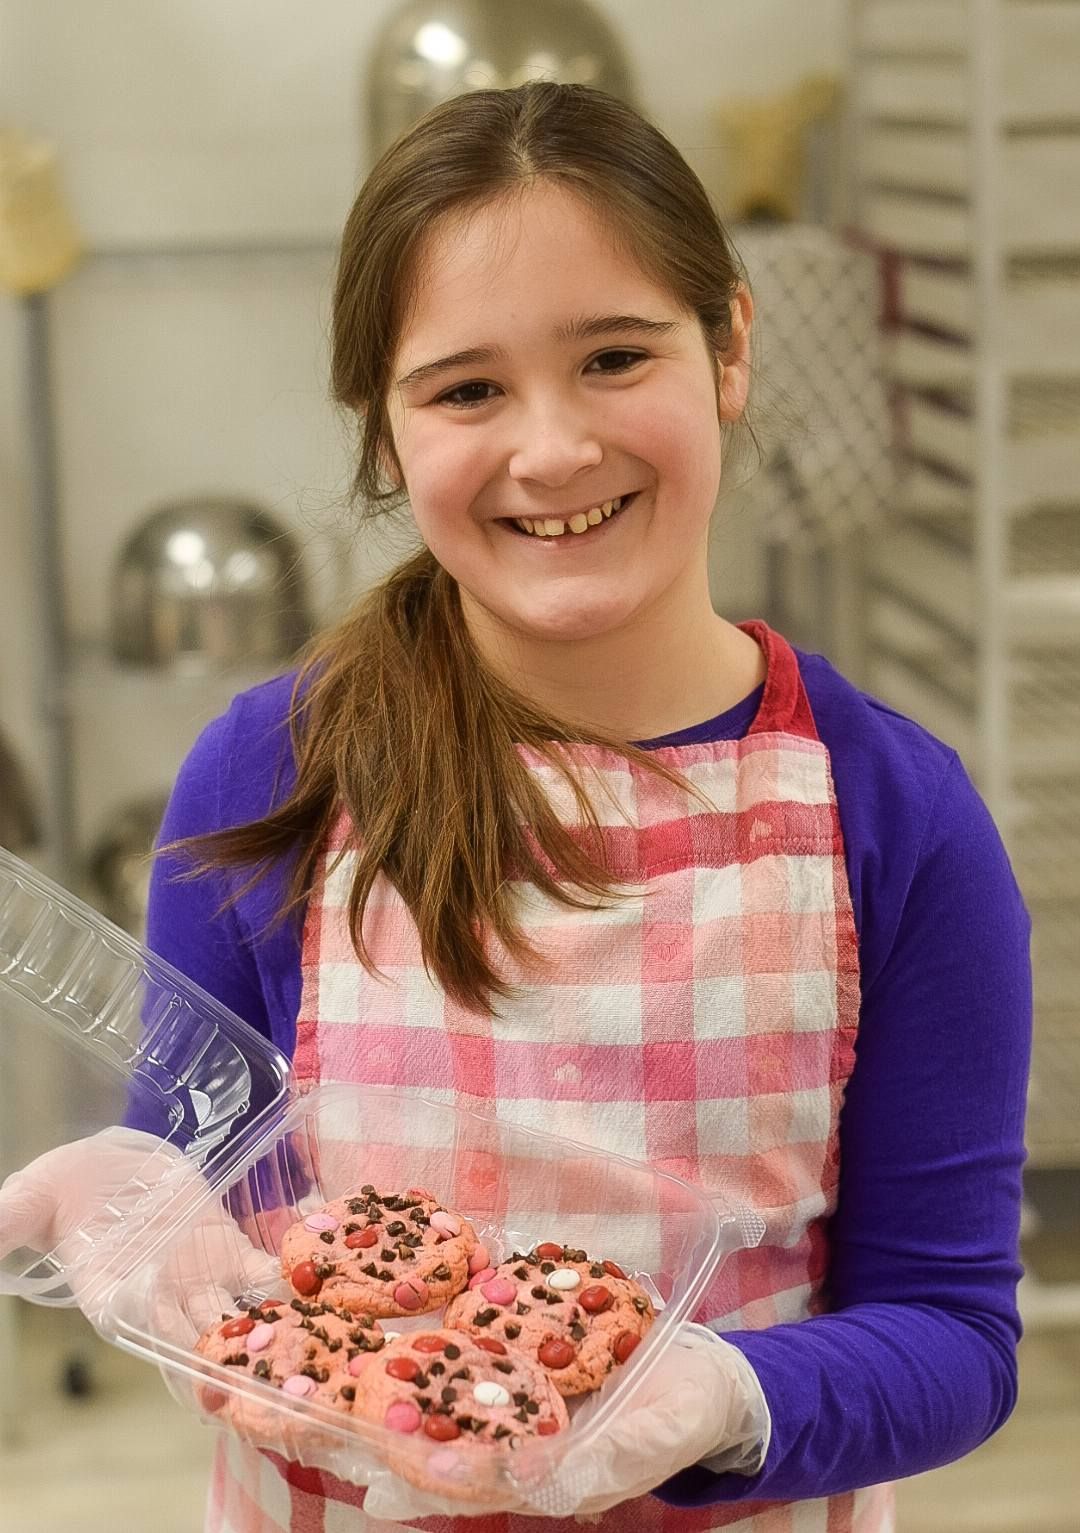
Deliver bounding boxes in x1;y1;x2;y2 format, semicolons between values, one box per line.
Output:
394;313;681;393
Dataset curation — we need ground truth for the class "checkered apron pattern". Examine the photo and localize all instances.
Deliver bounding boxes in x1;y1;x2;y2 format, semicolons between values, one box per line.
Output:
204;623;894;1533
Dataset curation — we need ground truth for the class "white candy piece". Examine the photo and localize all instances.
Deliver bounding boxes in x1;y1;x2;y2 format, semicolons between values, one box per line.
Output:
382;1331;402;1342
472;1381;512;1409
548;1268;581;1291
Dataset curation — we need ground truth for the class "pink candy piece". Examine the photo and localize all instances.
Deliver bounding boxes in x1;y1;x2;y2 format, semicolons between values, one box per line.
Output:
348;1353;368;1377
282;1374;317;1398
394;1277;429;1311
480;1278;517;1306
467;1267;497;1290
467;1245;490;1275
384;1400;422;1434
246;1323;275;1354
303;1212;340;1233
429;1211;460;1239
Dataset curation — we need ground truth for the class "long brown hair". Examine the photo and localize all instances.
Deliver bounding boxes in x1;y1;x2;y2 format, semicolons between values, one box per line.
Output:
171;83;748;1016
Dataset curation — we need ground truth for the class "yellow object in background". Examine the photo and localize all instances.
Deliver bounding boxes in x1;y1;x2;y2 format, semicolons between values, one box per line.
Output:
0;129;81;296
714;75;842;224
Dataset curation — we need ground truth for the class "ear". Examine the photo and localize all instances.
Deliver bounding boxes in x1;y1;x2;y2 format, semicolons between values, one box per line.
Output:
717;285;754;423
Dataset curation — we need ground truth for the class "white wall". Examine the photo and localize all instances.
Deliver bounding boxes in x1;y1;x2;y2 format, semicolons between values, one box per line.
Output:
0;0;847;867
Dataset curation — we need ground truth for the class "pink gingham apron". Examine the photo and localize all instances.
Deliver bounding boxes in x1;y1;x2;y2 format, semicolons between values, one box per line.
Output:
205;622;894;1533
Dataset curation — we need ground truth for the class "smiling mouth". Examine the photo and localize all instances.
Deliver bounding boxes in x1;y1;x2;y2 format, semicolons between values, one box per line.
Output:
500;492;638;540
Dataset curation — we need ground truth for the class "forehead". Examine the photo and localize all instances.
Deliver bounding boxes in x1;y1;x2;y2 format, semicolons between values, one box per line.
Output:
396;181;680;356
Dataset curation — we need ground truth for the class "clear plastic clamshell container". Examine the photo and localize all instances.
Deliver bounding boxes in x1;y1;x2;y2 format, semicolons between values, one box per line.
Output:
0;847;764;1512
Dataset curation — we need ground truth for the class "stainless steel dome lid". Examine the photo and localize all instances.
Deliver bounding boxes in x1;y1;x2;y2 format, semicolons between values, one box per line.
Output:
110;496;313;671
367;0;638;159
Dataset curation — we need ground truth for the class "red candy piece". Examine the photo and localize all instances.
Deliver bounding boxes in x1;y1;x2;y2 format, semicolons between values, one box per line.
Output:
613;1330;640;1363
220;1314;256;1339
602;1260;627;1280
424;1414;462;1441
291;1261;322;1297
345;1227;379;1249
537;1418;560;1436
385;1357;421;1382
411;1335;447;1354
535;1242;564;1261
579;1285;614;1314
475;1338;508;1355
537;1338;577;1370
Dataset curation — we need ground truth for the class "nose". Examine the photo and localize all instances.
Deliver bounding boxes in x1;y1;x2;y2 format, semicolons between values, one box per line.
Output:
507;395;603;487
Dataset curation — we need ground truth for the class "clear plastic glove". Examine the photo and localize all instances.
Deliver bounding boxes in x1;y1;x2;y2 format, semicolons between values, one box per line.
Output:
0;1126;280;1336
357;1321;771;1523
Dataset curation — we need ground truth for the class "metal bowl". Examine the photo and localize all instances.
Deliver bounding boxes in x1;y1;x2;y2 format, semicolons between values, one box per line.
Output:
367;0;638;159
110;497;312;671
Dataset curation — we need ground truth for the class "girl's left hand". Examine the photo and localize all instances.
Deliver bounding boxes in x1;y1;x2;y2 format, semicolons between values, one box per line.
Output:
359;1322;770;1522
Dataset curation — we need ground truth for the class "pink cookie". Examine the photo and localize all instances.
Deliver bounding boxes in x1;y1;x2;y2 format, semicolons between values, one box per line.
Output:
193;1296;385;1442
349;1327;569;1502
443;1243;655;1397
280;1186;479;1318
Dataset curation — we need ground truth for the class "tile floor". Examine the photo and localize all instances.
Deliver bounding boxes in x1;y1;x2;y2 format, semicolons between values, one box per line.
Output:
2;1294;1079;1532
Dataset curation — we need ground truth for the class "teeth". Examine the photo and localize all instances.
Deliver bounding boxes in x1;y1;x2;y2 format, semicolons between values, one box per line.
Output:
514;494;629;538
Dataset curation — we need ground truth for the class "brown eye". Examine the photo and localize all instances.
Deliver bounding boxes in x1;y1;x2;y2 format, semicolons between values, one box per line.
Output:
589;350;645;373
436;381;499;408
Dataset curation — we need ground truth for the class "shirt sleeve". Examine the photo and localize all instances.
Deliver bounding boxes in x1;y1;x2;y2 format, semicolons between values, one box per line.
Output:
657;752;1032;1506
144;707;274;1042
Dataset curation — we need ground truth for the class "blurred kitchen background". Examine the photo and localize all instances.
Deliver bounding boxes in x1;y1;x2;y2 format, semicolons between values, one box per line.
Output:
1;1;1079;1529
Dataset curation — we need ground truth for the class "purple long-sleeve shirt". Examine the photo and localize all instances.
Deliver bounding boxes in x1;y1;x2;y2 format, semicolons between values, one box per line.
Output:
147;641;1031;1508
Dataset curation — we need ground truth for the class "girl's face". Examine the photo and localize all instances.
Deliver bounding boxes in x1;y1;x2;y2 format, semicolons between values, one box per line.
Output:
386;180;749;650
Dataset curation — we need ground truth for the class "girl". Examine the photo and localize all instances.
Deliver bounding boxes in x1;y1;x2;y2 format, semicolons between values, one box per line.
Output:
4;83;1031;1532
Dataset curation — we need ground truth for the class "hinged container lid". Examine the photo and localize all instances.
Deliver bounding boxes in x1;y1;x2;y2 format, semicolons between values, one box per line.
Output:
0;847;293;1304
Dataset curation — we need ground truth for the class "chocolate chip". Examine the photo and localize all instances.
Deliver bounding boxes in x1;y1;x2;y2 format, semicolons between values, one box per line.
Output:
347;1200;366;1216
360;1185;376;1196
531;1286;549;1300
361;1263;378;1277
319;1231;335;1245
494;1425;512;1440
397;1245;414;1262
380;1249;397;1262
253;1359;271;1378
383;1196;402;1211
513;1265;529;1280
327;1339;342;1352
526;1400;539;1414
571;1323;586;1340
414;1372;430;1389
493;1360;514;1374
441;1388;458;1404
377;1268;393;1281
432;1263;452;1281
633;1297;650;1314
590;1264;605;1277
312;1327;330;1343
514;1407;529;1422
416;1396;432;1411
412;1211;430;1225
225;1353;249;1366
386;1221;406;1236
343;1222;359;1236
429;1362;446;1376
450;1368;470;1381
515;1303;531;1316
444;1344;461;1360
358;1314;376;1328
546;1294;563;1305
314;1264;334;1278
569;1249;588;1262
513;1392;530;1407
474;1308;498;1326
290;1299;306;1312
504;1323;521;1340
340;1385;355;1402
540;1262;555;1274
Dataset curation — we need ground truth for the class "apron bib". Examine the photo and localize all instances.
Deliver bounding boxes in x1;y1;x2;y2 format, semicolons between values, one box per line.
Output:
205;623;894;1533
